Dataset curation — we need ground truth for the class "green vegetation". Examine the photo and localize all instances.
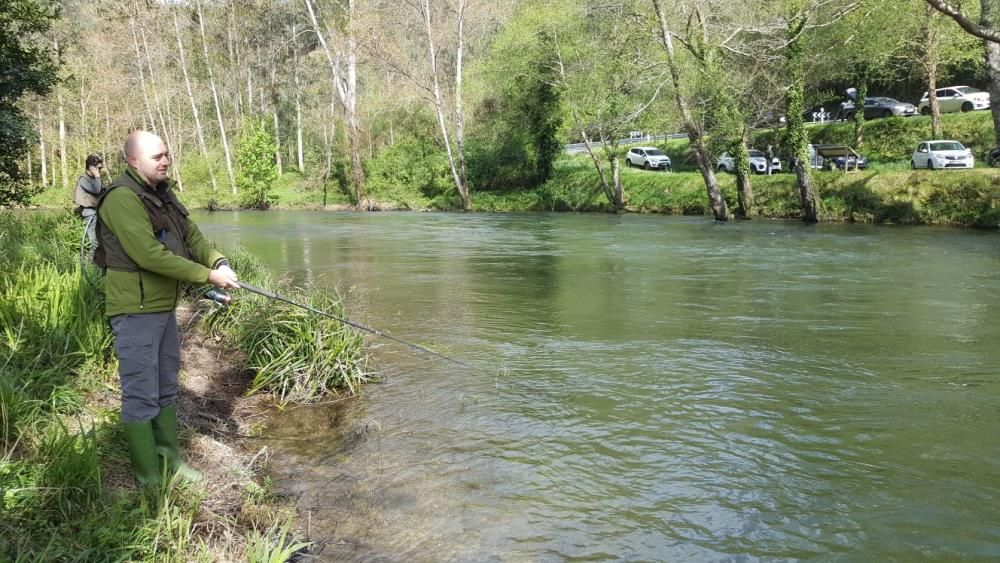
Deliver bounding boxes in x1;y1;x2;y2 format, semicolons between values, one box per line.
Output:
467;157;1000;228
0;0;58;208
235;119;280;210
0;211;368;559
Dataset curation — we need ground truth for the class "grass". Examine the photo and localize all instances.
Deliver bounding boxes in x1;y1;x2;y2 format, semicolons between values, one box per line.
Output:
0;211;367;560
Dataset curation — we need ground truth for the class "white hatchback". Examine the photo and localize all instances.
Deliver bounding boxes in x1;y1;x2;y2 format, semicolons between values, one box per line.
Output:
911;140;974;170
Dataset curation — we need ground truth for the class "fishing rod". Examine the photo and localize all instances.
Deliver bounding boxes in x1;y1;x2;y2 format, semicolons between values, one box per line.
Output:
205;282;494;375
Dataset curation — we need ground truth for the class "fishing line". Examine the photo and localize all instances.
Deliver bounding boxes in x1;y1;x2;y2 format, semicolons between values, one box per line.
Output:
209;282;506;378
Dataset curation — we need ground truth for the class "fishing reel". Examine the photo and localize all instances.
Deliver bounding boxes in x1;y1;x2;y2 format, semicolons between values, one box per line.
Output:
202;288;232;307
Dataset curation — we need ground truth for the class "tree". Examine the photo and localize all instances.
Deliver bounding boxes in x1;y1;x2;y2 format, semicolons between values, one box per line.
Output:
0;0;58;207
925;0;1000;147
653;0;728;220
235;118;278;210
785;14;820;223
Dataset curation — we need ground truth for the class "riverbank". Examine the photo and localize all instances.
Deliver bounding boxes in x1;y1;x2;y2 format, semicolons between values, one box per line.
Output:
0;212;369;560
26;113;1000;226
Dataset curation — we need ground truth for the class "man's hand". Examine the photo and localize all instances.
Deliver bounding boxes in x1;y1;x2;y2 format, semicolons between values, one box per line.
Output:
208;266;240;289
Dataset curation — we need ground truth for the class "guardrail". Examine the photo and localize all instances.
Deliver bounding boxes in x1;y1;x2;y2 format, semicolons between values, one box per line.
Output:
565;133;688;154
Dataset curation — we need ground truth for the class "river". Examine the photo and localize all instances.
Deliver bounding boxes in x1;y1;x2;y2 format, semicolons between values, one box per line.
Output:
195;211;1000;561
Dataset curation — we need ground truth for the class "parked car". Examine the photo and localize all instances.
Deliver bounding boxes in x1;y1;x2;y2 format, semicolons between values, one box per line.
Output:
917;86;990;115
625;147;671;170
791;144;868;171
840;97;916;120
717;150;780;174
910;140;974;169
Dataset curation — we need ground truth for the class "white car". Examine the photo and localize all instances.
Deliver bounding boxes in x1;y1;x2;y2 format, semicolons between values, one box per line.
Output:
917;86;991;115
625;147;671;170
911;140;975;170
717;149;780;174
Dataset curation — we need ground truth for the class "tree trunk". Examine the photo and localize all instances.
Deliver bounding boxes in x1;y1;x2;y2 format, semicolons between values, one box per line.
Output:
27;151;33;185
139;22;182;190
303;0;368;207
785;16;819;222
79;82;88;142
345;5;368;208
419;0;468;210
126;25;155;132
454;0;470;198
103;98;112;183
652;0;727;221
164;96;184;192
853;79;867;148
196;0;236;194
923;5;943;138
58;89;68;190
38;105;47;188
612;156;623;212
174;11;217;192
987;42;1000;147
272;69;283;176
292;21;305;173
733;128;753;219
580;128;614;206
980;0;1000;148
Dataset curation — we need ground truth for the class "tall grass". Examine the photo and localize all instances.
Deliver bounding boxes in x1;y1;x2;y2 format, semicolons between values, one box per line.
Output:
202;247;371;404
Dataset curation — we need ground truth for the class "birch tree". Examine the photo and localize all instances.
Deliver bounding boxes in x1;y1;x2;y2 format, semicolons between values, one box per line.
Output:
303;0;368;207
173;10;217;192
195;0;237;194
652;0;728;220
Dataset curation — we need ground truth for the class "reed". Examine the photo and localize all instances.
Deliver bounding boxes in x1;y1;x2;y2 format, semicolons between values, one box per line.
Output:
201;247;371;404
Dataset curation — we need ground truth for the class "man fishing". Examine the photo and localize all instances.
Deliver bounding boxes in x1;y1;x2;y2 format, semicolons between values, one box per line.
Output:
96;130;239;489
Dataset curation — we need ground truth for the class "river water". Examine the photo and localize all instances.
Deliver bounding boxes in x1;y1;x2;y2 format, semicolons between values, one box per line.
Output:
196;211;1000;561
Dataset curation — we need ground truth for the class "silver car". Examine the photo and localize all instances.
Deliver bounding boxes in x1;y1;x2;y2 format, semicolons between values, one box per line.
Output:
717;150;779;174
918;86;990;115
840;97;916;120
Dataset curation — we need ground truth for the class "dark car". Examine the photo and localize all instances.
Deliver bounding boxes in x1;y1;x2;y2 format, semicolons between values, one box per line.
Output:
840;97;916;120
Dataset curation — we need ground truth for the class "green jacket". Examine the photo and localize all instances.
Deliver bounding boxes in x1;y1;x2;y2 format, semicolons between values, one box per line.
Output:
97;169;224;316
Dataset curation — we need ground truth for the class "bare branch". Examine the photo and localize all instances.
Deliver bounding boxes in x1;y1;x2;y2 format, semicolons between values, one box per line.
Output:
925;0;1000;43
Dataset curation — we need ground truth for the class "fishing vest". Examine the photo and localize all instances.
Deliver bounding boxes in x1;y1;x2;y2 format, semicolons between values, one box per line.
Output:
94;173;193;271
74;175;103;209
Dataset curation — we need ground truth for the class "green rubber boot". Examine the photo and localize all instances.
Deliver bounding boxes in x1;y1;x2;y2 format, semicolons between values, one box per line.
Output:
151;404;202;484
122;420;161;489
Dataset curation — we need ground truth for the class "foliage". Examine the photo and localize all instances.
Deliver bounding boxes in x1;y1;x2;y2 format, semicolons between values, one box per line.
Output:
470;16;565;191
364;136;450;207
235;119;279;210
0;0;58;207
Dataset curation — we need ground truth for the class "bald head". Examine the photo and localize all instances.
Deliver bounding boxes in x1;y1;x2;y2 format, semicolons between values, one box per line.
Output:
123;130;170;187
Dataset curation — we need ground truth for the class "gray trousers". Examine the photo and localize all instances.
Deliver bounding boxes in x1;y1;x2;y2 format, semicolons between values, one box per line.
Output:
80;208;98;261
110;311;180;422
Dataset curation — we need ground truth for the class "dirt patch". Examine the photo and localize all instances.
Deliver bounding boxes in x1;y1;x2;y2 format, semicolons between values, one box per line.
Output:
172;304;285;530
